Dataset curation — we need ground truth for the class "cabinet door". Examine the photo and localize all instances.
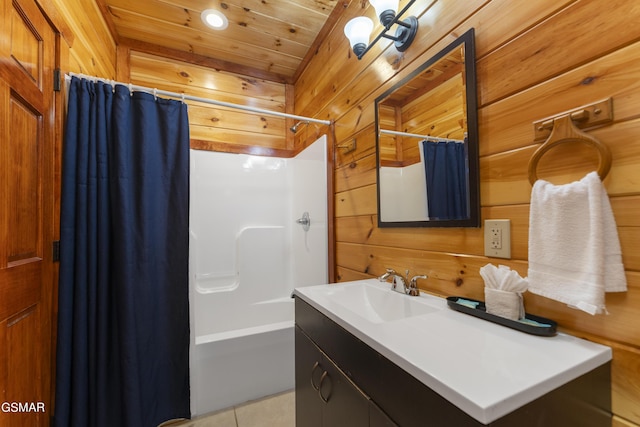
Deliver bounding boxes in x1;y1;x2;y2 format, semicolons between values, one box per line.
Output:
370;401;398;427
320;354;369;427
295;327;323;427
296;326;370;427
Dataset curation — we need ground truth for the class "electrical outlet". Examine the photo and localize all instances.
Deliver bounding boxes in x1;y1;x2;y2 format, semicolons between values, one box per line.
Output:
484;219;511;259
490;226;502;249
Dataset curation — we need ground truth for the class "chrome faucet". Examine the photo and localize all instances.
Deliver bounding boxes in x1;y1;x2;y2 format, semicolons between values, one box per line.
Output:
378;268;427;296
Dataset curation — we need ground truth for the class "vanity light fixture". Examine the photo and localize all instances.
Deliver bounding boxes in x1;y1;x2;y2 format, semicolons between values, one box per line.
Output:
201;8;229;30
344;0;418;59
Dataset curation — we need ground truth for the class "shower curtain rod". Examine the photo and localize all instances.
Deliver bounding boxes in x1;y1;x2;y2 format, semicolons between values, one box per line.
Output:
65;72;332;126
380;129;465;143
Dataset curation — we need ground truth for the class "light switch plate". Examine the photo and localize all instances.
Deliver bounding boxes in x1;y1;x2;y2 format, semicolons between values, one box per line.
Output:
484;219;511;259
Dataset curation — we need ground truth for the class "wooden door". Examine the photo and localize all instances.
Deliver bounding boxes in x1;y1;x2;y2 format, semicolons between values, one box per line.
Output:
0;0;57;425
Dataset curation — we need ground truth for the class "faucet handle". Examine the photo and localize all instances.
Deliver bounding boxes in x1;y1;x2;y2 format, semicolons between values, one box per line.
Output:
378;268;398;282
409;274;427;288
407;274;427;296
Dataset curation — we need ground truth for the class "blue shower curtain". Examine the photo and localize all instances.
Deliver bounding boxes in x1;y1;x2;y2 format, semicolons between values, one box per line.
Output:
422;140;468;220
54;77;191;427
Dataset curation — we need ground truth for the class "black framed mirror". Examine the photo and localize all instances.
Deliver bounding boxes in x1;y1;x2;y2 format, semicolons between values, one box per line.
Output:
375;28;479;227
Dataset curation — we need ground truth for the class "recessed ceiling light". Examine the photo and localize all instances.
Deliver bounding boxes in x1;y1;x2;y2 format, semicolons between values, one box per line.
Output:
201;9;228;30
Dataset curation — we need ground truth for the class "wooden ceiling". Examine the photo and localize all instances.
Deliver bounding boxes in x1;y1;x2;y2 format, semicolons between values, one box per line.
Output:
97;0;342;83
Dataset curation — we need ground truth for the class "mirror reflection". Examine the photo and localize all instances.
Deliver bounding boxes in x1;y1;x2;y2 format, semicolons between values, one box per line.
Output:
375;28;479;227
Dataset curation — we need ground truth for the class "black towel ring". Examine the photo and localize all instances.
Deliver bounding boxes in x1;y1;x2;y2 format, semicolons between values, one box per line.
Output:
528;114;612;185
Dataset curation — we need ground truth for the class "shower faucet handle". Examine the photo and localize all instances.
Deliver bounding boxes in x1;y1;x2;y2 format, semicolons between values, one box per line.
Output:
296;212;311;231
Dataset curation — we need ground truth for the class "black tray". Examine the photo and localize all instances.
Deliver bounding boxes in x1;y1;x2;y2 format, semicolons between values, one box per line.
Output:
446;296;557;336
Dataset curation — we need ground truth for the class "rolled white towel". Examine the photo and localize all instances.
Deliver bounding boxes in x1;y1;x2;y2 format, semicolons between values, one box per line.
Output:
485;288;524;320
480;264;528;320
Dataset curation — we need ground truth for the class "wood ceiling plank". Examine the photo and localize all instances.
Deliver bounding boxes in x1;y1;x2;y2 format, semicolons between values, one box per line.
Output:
156;0;336;21
220;2;327;45
106;0;317;52
111;11;299;76
113;16;300;66
227;0;335;31
100;0;340;80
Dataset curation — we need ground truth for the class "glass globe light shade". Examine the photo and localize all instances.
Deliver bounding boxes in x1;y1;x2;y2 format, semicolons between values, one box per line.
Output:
344;16;374;50
369;0;399;26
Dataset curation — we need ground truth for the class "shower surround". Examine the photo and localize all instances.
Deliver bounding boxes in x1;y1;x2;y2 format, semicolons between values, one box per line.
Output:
189;136;328;416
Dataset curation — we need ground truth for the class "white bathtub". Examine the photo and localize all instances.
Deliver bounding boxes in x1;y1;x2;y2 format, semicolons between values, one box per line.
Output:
189;136;328;416
190;297;295;415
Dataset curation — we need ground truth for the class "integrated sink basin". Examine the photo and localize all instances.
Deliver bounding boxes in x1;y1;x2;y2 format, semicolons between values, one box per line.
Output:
298;279;440;323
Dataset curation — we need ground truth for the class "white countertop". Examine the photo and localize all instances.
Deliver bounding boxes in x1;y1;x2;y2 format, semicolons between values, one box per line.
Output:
293;279;611;424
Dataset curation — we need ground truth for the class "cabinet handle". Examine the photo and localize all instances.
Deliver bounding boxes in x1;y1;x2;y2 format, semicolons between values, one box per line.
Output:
310;361;321;391
318;371;330;403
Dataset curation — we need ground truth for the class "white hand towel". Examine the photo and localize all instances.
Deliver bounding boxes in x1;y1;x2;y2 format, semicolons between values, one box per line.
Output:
528;172;627;315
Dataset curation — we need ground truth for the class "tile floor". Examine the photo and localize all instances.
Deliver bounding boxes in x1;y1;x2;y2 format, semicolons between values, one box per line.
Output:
166;390;295;427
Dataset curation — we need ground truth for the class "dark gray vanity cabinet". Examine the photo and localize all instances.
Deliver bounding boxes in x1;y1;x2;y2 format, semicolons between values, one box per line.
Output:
294;296;611;427
296;326;374;427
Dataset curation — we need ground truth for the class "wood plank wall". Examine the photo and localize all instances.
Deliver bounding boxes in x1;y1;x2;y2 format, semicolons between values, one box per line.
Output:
50;0;116;76
293;0;640;425
124;50;291;155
